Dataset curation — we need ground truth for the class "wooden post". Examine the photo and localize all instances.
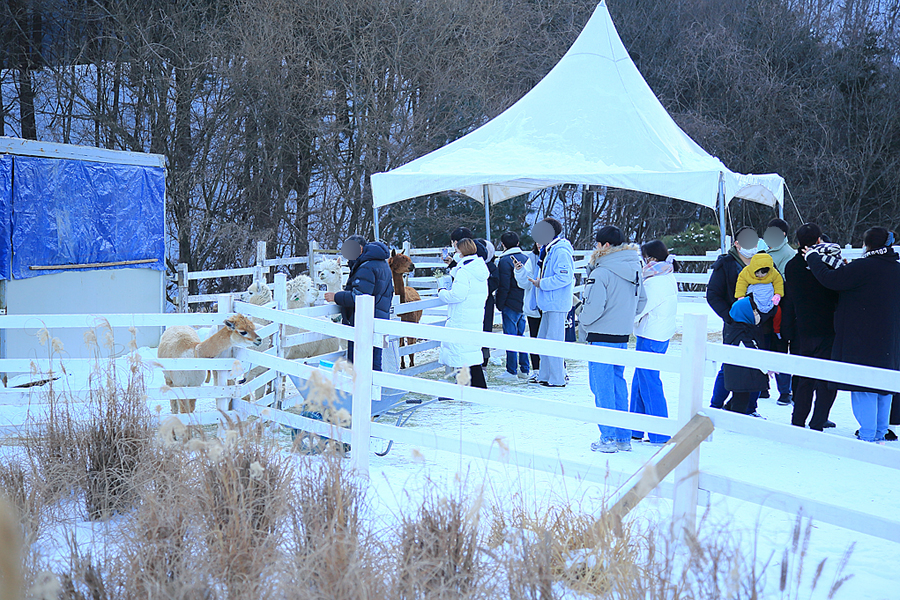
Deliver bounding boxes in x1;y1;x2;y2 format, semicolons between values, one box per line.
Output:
255;240;267;285
215;294;234;416
671;312;708;536
350;294;375;479
309;240;319;282
177;263;189;313
273;272;287;409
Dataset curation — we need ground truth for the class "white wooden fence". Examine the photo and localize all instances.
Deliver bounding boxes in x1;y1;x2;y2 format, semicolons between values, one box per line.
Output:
5;291;898;541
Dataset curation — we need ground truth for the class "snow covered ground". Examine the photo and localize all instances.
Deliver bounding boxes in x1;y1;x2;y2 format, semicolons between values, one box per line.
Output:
2;301;898;598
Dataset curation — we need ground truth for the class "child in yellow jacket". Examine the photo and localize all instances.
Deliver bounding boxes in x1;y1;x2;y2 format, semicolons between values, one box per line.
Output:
735;252;784;313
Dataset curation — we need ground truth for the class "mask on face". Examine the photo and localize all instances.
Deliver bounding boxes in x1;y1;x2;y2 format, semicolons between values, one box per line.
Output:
341;240;363;261
531;221;556;246
738;246;756;259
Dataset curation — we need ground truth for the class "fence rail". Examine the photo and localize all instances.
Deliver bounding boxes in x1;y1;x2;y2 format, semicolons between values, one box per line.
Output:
8;247;900;542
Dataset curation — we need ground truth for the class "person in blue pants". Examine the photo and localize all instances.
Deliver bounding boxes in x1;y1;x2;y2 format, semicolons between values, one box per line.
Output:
579;226;647;453
629;241;679;444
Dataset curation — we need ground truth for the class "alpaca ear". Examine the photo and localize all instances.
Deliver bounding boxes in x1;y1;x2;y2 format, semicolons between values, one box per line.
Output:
391;249;397;258
224;318;236;330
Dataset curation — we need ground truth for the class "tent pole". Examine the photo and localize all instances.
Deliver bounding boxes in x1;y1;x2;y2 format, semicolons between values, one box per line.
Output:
483;186;491;241
373;206;381;241
778;201;784;220
717;173;727;254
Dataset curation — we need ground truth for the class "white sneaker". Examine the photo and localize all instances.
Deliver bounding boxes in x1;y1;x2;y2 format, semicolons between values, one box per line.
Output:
517;371;531;380
591;439;617;453
749;411;766;419
497;371;518;382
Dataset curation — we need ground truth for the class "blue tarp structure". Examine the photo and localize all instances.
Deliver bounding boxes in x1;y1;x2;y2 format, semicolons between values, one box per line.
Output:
0;154;165;280
0;155;12;280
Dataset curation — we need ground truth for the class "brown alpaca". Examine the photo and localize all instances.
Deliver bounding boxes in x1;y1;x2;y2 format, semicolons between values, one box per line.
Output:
389;250;422;369
158;314;262;413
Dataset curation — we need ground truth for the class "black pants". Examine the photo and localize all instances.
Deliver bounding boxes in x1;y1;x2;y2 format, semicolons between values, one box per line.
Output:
726;392;754;415
527;315;542;371
790;335;837;430
482;296;496;365
469;364;487;389
346;341;383;372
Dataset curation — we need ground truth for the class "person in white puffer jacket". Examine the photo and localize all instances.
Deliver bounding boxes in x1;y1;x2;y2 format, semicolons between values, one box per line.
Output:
630;240;679;445
438;238;490;388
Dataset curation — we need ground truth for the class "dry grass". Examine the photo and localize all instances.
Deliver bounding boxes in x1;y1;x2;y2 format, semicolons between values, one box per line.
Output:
0;328;858;600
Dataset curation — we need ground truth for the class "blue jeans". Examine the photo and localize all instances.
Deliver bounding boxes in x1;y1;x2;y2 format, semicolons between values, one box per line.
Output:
589;341;630;442
501;308;530;375
851;391;891;442
630;337;670;444
710;365;759;414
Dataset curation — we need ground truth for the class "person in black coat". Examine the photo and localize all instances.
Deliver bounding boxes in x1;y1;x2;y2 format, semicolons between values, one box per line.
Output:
781;223;839;431
495;232;529;379
806;226;900;442
328;235;393;371
723;297;770;414
706;226;763;414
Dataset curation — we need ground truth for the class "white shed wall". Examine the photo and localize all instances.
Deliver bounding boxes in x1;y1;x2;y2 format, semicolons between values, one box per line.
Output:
1;268;164;366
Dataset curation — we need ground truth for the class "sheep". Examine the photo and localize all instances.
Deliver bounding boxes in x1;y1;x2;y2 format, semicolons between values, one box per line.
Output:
158;314;261;413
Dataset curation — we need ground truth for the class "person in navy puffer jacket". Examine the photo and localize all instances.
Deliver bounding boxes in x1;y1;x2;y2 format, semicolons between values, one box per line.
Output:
495;231;529;380
328;235;393;371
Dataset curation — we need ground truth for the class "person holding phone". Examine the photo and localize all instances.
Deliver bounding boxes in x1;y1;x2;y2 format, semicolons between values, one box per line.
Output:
527;218;575;388
513;243;543;374
496;232;530;381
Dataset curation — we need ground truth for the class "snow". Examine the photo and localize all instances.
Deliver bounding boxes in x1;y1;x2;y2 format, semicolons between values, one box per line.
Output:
2;301;898;599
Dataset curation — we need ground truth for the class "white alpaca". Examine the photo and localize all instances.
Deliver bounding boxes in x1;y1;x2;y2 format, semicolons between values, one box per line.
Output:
314;258;344;293
282;265;342;361
238;280;275;399
158;314;261;414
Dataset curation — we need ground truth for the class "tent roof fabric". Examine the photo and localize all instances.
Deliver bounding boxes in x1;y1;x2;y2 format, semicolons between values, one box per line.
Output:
371;1;783;211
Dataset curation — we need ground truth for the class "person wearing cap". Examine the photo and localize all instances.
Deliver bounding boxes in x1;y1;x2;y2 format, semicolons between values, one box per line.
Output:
326;235;393;371
525;217;575;388
806;226;900;442
706;226;764;416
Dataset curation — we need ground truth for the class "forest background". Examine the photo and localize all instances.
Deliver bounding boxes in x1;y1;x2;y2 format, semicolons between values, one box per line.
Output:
3;0;900;285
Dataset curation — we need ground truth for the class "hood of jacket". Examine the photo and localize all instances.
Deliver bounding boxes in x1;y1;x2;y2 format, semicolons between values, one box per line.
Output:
454;255;490;281
354;241;390;264
729;296;759;325
589;243;642;283
748;252;774;273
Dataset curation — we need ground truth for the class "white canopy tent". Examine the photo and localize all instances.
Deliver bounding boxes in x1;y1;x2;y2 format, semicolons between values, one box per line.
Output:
370;1;785;251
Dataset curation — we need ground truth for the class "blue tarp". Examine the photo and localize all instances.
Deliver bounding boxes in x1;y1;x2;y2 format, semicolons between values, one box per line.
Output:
0;155;11;280
8;156;165;279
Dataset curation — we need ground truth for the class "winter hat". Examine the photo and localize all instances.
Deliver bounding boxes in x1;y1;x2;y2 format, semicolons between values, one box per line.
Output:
730;297;760;325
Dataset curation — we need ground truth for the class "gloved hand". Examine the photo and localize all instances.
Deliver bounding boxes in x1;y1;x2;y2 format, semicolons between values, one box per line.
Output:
772;294;782;305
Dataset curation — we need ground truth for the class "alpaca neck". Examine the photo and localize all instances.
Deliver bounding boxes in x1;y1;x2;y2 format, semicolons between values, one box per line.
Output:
195;327;236;359
392;272;407;301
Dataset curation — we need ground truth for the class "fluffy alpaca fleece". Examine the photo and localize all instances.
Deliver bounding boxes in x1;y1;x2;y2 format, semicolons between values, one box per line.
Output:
314;258;344;292
283;269;340;361
240;280;273;305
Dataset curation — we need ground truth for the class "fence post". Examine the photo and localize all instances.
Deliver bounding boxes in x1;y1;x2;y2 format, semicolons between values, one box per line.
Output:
309;240;319;282
350;294;375;479
215;293;234;416
273;272;287;409
255;240;267;285
177;263;189;313
672;312;708;537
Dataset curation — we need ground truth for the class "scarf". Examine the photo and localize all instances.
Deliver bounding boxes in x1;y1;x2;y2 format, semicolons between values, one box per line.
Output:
537;237;560;279
807;243;844;269
642;260;674;280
